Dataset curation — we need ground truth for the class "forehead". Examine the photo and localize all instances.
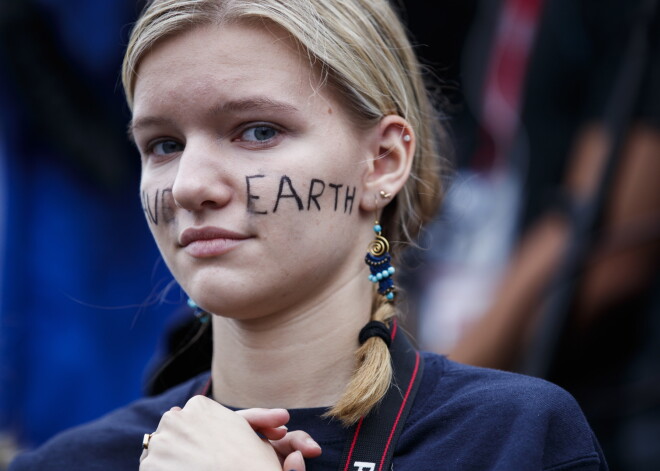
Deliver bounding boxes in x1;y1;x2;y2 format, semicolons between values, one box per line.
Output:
132;22;332;118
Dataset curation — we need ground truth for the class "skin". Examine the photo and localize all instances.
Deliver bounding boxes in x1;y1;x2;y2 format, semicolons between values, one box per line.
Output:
131;22;414;469
140;399;318;470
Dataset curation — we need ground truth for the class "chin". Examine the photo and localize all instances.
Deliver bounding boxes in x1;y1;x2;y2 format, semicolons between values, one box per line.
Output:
183;276;275;319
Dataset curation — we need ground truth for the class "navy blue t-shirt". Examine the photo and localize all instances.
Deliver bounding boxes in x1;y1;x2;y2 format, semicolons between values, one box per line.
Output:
10;353;608;470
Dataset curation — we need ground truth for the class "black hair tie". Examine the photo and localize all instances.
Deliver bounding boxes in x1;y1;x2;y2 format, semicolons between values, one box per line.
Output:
359;321;392;347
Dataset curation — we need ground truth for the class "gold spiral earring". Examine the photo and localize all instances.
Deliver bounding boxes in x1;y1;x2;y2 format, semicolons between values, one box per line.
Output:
368;232;390;257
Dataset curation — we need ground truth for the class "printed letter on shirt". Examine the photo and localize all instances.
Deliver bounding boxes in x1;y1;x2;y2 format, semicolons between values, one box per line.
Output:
353;462;375;471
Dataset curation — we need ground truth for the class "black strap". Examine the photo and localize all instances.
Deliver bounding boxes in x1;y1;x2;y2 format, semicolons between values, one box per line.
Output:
339;320;425;471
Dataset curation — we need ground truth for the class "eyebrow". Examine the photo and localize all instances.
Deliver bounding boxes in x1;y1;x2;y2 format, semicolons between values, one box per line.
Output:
127;97;299;141
210;97;299;115
127;116;175;141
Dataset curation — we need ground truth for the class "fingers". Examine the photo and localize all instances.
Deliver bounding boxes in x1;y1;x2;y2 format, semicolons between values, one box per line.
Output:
237;408;290;440
271;431;322;459
282;450;305;471
261;425;289;441
237;408;290;428
140;432;154;464
140;402;319;471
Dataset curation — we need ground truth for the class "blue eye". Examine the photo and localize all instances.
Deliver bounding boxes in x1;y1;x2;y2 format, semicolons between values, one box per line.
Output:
241;125;279;142
152;140;183;156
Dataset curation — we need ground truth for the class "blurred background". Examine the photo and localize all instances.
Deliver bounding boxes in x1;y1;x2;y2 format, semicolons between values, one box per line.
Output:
0;1;658;470
0;0;184;466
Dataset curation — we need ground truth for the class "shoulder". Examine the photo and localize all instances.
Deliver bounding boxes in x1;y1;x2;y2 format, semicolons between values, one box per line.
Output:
9;372;210;471
396;353;607;470
423;353;582;414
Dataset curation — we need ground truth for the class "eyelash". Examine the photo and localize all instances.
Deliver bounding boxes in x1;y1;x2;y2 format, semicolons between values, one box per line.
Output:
143;139;183;161
140;122;286;160
233;123;284;148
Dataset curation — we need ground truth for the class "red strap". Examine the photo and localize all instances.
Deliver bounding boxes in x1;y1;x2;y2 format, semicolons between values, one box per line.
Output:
378;351;421;471
343;418;365;471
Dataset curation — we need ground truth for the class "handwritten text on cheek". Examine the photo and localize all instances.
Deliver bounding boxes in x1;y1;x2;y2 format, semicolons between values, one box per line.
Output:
141;175;357;225
246;175;356;215
142;188;175;226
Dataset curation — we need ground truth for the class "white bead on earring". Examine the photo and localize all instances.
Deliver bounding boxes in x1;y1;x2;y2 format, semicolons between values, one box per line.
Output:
403;134;411;142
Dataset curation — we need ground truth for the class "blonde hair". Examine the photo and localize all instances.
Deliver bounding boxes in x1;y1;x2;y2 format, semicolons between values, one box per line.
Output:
123;0;448;426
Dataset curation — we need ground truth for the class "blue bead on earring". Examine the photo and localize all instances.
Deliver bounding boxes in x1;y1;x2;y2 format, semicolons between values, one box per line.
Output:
365;220;396;302
187;298;210;324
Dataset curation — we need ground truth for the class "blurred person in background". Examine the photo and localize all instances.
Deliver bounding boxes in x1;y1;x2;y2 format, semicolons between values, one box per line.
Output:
408;1;660;470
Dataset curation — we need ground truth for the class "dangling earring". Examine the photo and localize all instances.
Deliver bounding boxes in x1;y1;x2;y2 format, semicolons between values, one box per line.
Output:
187;298;210;324
365;218;396;302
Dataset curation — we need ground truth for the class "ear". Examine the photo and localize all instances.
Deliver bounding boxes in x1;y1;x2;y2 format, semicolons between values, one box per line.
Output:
360;115;415;211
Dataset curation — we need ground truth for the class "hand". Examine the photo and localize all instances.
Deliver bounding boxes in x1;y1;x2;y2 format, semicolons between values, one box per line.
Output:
140;395;321;471
236;408;322;469
268;427;323;470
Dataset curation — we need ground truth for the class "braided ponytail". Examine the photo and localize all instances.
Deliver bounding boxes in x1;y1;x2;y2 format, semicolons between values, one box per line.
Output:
323;290;397;426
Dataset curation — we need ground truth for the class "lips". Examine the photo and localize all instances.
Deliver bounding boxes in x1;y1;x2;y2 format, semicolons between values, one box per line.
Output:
179;226;250;258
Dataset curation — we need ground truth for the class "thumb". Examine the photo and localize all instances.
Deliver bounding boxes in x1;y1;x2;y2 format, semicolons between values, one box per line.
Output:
282;450;305;471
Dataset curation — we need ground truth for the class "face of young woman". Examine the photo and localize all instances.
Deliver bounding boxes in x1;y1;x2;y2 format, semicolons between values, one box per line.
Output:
130;24;375;319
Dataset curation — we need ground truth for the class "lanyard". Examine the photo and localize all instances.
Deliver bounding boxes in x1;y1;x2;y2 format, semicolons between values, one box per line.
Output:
339;321;425;471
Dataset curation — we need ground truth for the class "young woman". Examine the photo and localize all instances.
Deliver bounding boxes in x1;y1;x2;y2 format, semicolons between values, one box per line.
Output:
10;0;607;469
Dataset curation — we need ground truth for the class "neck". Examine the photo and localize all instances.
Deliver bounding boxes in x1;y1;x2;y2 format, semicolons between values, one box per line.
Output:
210;275;372;409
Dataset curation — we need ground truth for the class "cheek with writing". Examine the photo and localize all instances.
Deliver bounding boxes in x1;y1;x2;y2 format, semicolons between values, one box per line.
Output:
246;174;357;215
141;188;175;226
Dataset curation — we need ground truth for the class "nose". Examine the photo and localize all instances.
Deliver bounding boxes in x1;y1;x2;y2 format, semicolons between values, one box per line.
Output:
171;140;233;211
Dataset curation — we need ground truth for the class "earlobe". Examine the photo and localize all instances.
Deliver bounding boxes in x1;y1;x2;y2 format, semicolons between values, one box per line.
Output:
359;115;415;211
